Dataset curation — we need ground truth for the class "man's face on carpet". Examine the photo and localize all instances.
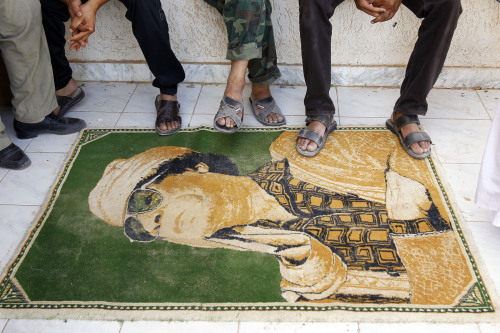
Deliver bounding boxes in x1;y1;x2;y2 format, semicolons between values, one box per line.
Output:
123;169;259;247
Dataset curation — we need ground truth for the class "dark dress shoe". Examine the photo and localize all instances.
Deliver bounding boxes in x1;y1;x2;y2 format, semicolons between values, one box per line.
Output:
13;113;86;139
0;143;31;170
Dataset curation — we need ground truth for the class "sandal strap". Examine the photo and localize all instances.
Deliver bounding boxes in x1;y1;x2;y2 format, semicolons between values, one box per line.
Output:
214;96;243;128
155;97;181;126
251;96;282;121
394;114;420;130
305;115;334;128
297;128;323;145
403;131;432;148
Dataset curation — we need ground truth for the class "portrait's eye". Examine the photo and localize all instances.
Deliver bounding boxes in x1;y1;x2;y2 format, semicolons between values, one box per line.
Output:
127;189;162;214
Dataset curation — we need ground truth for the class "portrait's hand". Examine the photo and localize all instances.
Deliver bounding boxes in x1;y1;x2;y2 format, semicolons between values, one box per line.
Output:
354;0;387;18
370;0;402;23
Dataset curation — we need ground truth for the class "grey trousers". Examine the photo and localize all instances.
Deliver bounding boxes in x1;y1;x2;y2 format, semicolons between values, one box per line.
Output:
0;0;58;150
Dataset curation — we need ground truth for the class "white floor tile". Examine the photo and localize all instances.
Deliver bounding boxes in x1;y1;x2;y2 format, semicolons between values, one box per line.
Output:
240;322;357;333
269;85;309;116
476;89;500;118
0;205;39;273
337;87;400;118
359;323;479;333
426;89;490;119
0;153;66;205
123;83;200;115
194;84;228;115
115;112;156;129
338;117;387;127
421;119;491;164
188;114;214;128
0;111;33;150
3;319;121;333
25;132;79;153
69;82;136;112
441;163;496;222
177;83;203;115
65;111;121;128
466;222;500;294
121;321;237;333
479;323;500;333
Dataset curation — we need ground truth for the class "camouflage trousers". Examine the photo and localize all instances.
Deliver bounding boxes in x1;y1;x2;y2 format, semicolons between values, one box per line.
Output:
204;0;281;85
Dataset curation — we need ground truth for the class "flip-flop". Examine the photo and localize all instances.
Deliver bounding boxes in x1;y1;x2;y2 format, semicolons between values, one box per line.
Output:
249;96;286;126
155;95;182;136
213;96;244;134
56;86;85;119
296;116;337;157
386;113;432;159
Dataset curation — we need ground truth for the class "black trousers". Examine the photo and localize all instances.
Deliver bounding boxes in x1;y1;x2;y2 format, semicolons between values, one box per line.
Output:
298;0;462;117
40;0;185;95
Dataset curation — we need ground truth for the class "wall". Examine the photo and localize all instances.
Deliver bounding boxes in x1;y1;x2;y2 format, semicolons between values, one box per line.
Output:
66;0;500;87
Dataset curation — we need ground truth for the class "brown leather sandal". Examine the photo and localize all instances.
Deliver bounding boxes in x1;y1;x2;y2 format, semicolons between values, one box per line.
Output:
155;95;182;136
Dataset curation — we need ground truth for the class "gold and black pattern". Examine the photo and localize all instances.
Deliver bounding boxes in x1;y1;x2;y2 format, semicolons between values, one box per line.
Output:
248;160;452;273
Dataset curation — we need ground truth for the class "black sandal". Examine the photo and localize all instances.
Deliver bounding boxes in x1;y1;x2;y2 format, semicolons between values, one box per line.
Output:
155;95;182;136
296;115;337;157
386;113;432;159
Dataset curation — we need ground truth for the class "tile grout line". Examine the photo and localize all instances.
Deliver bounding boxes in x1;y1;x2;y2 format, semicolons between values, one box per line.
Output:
1;319;8;333
474;89;493;121
187;84;205;127
112;83;138;128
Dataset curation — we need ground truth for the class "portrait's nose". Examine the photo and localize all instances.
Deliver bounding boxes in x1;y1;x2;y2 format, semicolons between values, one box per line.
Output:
124;216;157;242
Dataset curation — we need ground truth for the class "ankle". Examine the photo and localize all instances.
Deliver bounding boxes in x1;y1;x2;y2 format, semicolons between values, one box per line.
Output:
160;94;177;101
56;78;77;97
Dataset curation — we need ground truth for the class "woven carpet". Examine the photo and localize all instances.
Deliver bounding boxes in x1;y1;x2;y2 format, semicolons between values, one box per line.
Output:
0;127;498;322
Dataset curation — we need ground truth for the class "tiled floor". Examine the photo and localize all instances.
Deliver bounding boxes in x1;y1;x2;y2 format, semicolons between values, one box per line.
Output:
0;83;499;332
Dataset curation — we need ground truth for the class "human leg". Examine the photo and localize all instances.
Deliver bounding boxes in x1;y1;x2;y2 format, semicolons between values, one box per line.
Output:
118;0;185;134
206;0;284;131
247;0;284;125
296;0;343;155
389;0;462;158
40;0;85;118
0;0;85;167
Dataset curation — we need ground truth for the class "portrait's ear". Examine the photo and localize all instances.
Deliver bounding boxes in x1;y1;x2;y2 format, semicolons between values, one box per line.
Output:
194;162;209;174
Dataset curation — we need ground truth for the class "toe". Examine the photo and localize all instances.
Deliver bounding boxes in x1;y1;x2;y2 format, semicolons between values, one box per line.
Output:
410;142;425;155
307;141;318;152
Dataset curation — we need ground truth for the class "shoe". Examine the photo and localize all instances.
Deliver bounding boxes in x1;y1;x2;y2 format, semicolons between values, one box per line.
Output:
0;143;31;170
296;115;337;157
56;86;85;119
13;113;86;139
386;112;432;159
155;95;182;136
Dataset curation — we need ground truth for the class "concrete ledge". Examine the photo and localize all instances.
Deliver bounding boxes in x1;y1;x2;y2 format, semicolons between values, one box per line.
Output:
71;62;500;89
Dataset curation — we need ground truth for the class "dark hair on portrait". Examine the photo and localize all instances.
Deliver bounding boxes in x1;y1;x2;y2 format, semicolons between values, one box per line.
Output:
134;152;240;190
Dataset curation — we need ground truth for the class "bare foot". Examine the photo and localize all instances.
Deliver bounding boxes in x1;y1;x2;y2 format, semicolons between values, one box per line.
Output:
250;85;284;124
157;94;180;132
296;120;327;152
392;113;431;155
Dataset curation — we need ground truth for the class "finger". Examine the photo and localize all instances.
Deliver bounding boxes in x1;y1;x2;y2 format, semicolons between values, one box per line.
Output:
67;31;90;43
361;7;386;17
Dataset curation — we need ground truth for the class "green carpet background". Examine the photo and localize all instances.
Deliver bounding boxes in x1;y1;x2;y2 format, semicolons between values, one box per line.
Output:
15;130;286;303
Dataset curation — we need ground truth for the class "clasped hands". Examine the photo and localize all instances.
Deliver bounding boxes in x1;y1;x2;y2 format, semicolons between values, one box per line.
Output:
63;0;103;51
354;0;403;23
